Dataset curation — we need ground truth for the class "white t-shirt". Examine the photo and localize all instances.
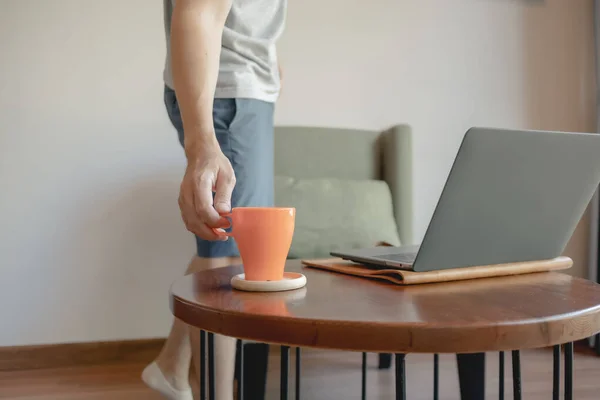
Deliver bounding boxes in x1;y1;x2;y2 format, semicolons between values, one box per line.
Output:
163;0;287;103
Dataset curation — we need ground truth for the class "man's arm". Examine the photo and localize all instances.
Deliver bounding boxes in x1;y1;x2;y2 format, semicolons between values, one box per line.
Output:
171;0;235;241
171;0;231;157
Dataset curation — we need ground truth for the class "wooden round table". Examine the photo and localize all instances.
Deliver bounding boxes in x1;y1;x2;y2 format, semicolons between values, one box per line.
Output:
171;260;600;400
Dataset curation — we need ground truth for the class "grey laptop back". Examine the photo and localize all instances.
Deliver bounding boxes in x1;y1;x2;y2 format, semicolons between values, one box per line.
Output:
412;127;600;272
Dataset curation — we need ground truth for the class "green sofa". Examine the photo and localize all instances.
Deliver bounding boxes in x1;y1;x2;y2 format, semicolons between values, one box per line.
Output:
274;125;414;248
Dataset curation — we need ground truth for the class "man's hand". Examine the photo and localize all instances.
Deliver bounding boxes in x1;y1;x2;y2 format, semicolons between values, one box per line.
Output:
179;142;235;241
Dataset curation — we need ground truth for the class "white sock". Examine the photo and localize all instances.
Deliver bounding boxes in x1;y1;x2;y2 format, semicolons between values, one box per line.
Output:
142;362;193;400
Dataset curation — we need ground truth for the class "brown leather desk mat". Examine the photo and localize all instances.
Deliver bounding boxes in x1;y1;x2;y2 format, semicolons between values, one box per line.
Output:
301;256;572;285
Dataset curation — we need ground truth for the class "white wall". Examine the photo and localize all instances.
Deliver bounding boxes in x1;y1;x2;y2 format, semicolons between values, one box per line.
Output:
0;0;192;346
0;0;595;346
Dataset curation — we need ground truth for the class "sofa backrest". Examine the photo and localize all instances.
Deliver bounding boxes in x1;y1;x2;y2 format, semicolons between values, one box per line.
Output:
274;126;382;180
274;125;413;244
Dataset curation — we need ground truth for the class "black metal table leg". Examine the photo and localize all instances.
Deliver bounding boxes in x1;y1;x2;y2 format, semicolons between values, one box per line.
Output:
242;343;269;400
395;354;406;400
200;330;206;400
236;339;244;400
361;352;367;400
433;354;439;400
553;345;560;400
379;353;392;369
295;347;301;400
281;346;290;400
208;333;215;400
565;342;573;400
499;352;504;400
512;350;522;400
457;353;485;400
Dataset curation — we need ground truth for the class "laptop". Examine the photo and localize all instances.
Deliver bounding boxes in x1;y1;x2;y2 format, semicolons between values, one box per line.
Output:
331;127;600;272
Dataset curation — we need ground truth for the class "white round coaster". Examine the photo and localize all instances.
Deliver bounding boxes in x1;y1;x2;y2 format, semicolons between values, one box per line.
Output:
231;272;307;292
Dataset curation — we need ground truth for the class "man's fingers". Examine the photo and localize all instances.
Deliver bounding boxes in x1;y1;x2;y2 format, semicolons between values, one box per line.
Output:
195;223;227;241
194;172;222;226
189;221;227;241
179;196;226;241
213;168;236;214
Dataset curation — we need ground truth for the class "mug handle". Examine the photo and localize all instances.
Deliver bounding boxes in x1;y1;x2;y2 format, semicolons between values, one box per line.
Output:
213;212;233;238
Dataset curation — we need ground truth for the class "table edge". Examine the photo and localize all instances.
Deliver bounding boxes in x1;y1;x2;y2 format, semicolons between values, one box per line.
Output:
171;292;600;353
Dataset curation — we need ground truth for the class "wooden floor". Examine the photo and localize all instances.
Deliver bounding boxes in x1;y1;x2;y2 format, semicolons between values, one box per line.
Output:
1;346;599;399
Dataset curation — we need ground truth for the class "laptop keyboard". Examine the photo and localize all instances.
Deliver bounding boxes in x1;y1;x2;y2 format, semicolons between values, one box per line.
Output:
377;253;418;263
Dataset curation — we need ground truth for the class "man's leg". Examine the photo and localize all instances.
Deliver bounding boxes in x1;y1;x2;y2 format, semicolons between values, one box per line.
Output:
186;257;240;399
145;256;238;400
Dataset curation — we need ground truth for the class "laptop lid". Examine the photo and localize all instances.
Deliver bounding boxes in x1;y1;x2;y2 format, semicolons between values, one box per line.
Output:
412;127;600;272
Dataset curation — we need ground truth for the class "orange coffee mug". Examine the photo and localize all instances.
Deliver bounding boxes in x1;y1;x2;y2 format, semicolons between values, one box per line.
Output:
215;207;295;281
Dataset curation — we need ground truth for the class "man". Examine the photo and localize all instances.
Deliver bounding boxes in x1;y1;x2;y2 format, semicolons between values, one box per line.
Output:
142;0;287;399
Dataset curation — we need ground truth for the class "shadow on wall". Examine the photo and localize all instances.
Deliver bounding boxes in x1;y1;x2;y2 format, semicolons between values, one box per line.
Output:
522;0;597;278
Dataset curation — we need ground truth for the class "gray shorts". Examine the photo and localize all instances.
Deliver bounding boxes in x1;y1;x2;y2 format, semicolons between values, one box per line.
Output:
164;86;275;258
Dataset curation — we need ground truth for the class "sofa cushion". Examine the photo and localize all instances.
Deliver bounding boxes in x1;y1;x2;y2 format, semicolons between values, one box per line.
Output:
274;176;402;259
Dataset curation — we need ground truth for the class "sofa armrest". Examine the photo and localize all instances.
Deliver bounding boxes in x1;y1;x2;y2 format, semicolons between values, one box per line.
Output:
382;124;414;245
